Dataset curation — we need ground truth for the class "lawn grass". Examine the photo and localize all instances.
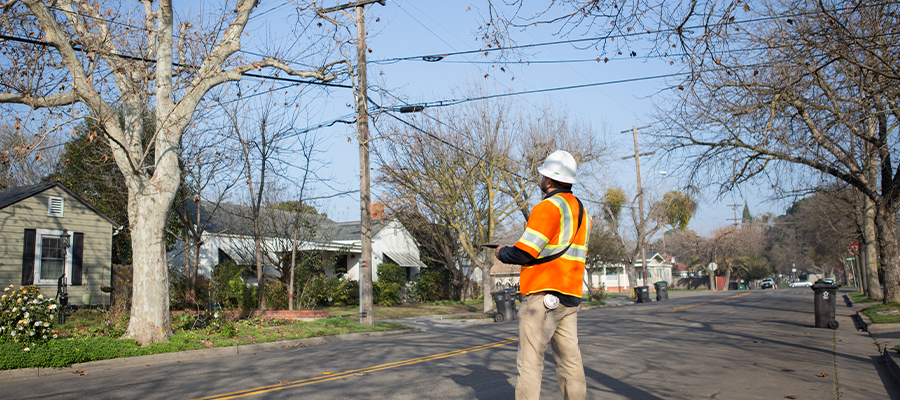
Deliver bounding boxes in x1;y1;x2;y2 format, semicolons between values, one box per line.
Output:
849;291;881;304
860;302;900;324
0;317;408;370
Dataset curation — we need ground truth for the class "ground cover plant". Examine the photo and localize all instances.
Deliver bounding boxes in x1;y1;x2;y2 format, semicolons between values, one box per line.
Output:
860;302;900;324
0;316;408;370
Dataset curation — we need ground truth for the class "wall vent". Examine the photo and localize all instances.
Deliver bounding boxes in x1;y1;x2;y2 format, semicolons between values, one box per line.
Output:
48;196;64;217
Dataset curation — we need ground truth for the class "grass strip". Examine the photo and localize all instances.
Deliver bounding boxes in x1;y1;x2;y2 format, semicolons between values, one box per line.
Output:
0;318;407;370
860;302;900;324
848;291;881;304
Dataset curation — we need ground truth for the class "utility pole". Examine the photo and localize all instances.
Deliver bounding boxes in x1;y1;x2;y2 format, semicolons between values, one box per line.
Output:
727;204;741;227
318;0;385;326
621;125;651;287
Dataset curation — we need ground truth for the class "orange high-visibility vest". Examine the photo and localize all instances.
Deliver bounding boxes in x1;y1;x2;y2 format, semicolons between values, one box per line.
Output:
515;192;591;297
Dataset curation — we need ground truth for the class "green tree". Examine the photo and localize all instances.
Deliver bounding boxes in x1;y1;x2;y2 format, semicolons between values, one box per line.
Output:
661;191;697;230
739;254;772;281
603;187;626;223
742;203;754;224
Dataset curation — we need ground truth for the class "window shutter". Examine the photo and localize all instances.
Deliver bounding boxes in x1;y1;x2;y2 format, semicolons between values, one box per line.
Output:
22;229;36;285
71;233;84;286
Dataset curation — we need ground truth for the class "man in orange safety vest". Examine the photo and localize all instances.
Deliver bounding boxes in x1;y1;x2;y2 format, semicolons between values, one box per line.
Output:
495;149;590;400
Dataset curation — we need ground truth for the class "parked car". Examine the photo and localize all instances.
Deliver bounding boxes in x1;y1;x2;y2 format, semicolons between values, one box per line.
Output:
823;278;838;286
760;278;777;289
789;280;812;288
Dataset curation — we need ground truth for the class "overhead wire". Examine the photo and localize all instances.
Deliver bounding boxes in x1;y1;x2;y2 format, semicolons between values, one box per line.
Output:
47;3;336;76
392;1;551;128
369;2;900;64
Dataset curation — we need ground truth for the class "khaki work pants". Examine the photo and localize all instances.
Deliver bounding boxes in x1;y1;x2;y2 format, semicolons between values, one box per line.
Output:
515;292;586;400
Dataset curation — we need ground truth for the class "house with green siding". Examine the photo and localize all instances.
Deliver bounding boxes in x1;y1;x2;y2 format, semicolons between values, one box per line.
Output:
0;182;121;305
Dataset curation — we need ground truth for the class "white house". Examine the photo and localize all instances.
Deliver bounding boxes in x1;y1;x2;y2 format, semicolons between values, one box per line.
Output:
584;263;629;293
583;253;675;293
634;253;674;287
167;201;426;282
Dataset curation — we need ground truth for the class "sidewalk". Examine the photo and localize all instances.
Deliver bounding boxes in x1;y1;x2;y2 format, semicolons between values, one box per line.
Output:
852;290;900;391
829;288;900;399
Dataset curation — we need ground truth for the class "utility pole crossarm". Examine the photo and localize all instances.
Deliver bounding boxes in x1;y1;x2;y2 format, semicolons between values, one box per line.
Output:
621;151;656;160
318;0;386;13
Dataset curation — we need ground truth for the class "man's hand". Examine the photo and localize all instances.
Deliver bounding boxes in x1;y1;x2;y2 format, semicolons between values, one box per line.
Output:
494;245;505;259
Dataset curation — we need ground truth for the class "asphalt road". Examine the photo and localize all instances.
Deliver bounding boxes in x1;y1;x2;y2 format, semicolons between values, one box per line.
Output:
3;289;898;399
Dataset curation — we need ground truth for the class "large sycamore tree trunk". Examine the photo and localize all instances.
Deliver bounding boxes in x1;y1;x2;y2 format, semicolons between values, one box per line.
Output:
875;203;900;302
1;0;338;344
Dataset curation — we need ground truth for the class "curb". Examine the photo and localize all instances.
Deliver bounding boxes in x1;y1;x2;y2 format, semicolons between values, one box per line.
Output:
0;329;418;382
858;311;872;331
885;347;900;380
579;301;631;311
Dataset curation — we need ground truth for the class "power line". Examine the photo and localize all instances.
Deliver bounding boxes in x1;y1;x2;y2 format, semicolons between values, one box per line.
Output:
47;4;338;78
371;46;784;65
369;3;897;65
0;34;352;89
380;71;689;111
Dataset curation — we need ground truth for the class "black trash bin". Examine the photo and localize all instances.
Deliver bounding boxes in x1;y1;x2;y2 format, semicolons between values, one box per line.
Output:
491;289;517;322
634;286;650;303
811;280;839;329
654;281;669;302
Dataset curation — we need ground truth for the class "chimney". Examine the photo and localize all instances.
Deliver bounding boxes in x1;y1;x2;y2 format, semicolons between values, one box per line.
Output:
372;202;385;220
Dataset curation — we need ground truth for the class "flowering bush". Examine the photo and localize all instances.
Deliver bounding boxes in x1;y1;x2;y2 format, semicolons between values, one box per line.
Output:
0;285;58;347
209;312;237;338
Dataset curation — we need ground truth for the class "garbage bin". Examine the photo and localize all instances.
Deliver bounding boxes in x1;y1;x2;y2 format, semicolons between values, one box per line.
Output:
634;286;650;303
491;289;517;322
654;281;669;302
811;280;839;329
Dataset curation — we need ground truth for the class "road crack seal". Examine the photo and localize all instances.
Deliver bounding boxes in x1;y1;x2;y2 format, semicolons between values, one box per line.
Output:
833;331;841;399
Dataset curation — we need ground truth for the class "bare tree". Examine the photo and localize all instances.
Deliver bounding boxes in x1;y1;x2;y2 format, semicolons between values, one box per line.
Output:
375;92;604;312
0;124;61;188
174;117;241;303
599;186;667;288
652;1;900;301
584;217;626;297
0;0;344;343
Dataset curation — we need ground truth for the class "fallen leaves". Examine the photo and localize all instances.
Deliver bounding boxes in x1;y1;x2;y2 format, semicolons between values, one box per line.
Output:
819;371;829;377
786;396;797;399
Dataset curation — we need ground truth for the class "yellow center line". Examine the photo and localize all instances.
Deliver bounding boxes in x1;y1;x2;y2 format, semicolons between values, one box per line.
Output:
659;292;752;313
192;338;519;400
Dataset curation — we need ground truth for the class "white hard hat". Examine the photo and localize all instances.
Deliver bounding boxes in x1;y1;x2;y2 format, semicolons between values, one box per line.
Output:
538;150;578;184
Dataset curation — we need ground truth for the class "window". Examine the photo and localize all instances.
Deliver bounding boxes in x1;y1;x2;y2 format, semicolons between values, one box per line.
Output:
335;255;348;275
34;229;72;285
48;197;64;217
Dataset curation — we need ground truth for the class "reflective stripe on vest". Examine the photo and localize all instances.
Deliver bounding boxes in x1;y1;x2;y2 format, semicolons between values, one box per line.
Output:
515;193;591;297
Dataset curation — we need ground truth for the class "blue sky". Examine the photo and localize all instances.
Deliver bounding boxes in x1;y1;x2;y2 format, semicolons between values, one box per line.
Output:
239;1;789;234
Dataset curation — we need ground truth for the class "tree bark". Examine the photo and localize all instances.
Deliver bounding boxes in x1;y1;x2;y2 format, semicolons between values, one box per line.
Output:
863;184;883;300
724;263;732;291
875;203;899;303
123;185;175;344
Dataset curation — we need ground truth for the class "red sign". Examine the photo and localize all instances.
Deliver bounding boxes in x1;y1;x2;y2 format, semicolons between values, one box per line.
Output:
849;242;859;254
